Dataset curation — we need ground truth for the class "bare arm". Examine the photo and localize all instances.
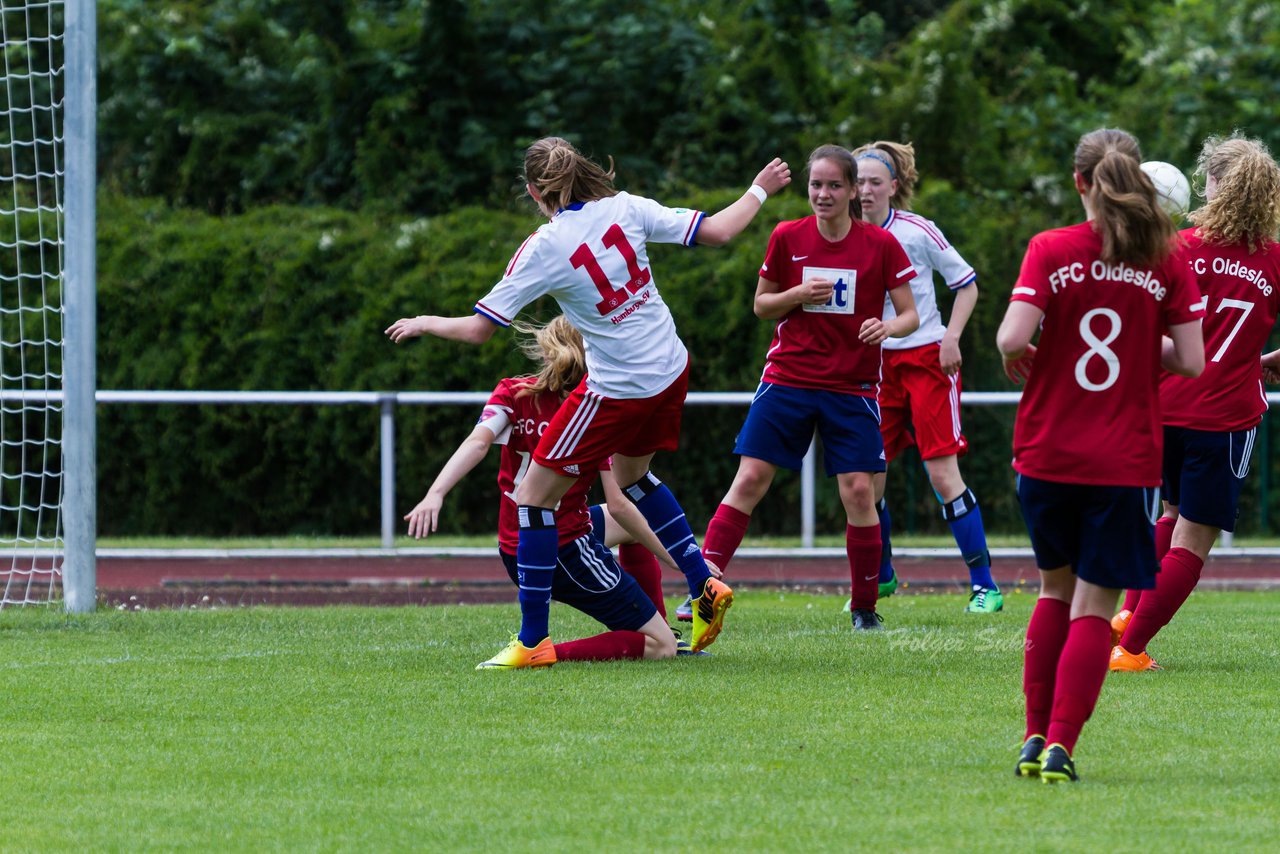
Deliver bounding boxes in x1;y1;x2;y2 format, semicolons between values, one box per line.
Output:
997;300;1044;384
696;158;792;246
1161;320;1205;377
939;282;978;376
599;472;679;572
404;424;497;539
385;313;499;345
860;284;919;345
1263;348;1280;384
754;276;835;319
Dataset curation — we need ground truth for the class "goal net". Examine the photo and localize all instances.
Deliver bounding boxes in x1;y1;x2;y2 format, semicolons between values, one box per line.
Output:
0;0;79;607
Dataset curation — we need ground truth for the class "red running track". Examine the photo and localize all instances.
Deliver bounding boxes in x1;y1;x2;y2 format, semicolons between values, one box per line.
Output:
93;553;1280;608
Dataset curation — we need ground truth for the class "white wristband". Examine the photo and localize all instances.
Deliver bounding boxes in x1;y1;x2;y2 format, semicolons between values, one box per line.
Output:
747;184;768;205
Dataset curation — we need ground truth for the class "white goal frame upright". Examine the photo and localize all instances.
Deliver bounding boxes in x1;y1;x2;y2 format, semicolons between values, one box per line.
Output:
0;0;95;611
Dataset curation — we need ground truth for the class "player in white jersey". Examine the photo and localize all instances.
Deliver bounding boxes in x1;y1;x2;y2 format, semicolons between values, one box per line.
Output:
853;140;1000;614
386;136;791;667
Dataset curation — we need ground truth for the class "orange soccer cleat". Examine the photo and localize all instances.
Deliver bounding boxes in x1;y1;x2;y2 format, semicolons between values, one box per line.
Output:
1110;609;1133;647
476;635;557;671
691;577;734;652
1109;644;1161;673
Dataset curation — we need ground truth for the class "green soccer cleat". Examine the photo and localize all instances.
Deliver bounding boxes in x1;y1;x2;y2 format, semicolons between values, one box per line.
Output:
476;635;556;671
1016;735;1046;778
965;586;1004;614
1039;744;1078;784
880;569;899;599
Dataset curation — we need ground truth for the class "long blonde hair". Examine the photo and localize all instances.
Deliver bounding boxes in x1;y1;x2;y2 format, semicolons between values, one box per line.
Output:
512;315;586;398
1189;133;1280;253
523;137;617;213
1074;128;1177;265
853;140;919;210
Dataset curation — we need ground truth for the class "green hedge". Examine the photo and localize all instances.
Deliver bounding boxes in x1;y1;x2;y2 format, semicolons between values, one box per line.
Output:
97;190;1279;538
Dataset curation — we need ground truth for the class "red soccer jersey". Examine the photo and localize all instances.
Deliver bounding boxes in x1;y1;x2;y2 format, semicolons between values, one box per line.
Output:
1160;229;1280;431
479;378;601;553
1009;222;1202;486
758;217;914;396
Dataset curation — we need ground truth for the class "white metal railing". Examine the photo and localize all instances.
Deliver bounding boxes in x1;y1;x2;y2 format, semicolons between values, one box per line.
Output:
10;389;1277;548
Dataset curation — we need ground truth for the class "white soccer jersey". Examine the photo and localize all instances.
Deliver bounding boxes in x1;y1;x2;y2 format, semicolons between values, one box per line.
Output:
475;192;704;399
878;208;976;351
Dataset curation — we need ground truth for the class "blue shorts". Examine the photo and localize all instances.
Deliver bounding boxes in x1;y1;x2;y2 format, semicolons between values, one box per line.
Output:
1161;424;1256;532
1016;474;1161;590
589;504;606;542
734;382;885;476
501;534;657;632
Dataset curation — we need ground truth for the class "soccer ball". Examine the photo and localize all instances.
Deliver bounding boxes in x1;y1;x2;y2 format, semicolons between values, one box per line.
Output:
1141;160;1191;220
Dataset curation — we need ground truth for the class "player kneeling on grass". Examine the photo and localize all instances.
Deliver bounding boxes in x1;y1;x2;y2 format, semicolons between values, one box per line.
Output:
998;128;1203;783
389;137;791;665
1111;134;1280;672
696;144;918;633
401;316;702;668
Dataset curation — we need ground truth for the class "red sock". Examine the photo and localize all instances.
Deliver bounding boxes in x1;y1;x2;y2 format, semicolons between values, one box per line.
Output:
703;504;751;573
1122;516;1176;613
1119;546;1204;654
1023;596;1071;739
554;630;646;661
1046;615;1112;754
619;543;665;619
846;523;881;611
1154;515;1176;560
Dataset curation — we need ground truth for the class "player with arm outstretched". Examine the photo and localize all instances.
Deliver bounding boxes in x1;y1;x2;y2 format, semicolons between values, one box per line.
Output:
697;144;918;632
998;128;1203;783
403;316;695;664
1110;134;1280;671
388;136;790;666
851;141;998;614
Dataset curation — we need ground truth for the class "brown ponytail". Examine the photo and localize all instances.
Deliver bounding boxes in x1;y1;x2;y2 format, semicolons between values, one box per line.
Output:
852;140;919;210
1074;128;1176;265
523;137;617;213
512;315;586;399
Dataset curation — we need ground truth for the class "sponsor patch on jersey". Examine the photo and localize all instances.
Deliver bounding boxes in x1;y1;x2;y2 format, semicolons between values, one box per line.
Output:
801;266;857;314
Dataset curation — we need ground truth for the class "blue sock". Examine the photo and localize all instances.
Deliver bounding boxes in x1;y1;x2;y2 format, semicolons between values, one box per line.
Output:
877;497;895;582
941;489;996;590
623;472;711;598
515;505;557;646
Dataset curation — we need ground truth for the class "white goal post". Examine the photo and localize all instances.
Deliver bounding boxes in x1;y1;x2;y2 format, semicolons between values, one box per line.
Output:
0;0;95;611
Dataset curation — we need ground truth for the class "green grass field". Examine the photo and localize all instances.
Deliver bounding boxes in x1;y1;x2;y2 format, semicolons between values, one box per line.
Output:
3;590;1278;851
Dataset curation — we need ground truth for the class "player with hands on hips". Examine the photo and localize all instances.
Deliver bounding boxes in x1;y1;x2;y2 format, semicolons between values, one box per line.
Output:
388;136;790;667
851;140;998;614
697;144;918;633
998;128;1203;783
1111;134;1280;672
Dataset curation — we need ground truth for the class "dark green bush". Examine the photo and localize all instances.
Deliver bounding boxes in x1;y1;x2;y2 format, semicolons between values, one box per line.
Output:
97;191;1280;538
